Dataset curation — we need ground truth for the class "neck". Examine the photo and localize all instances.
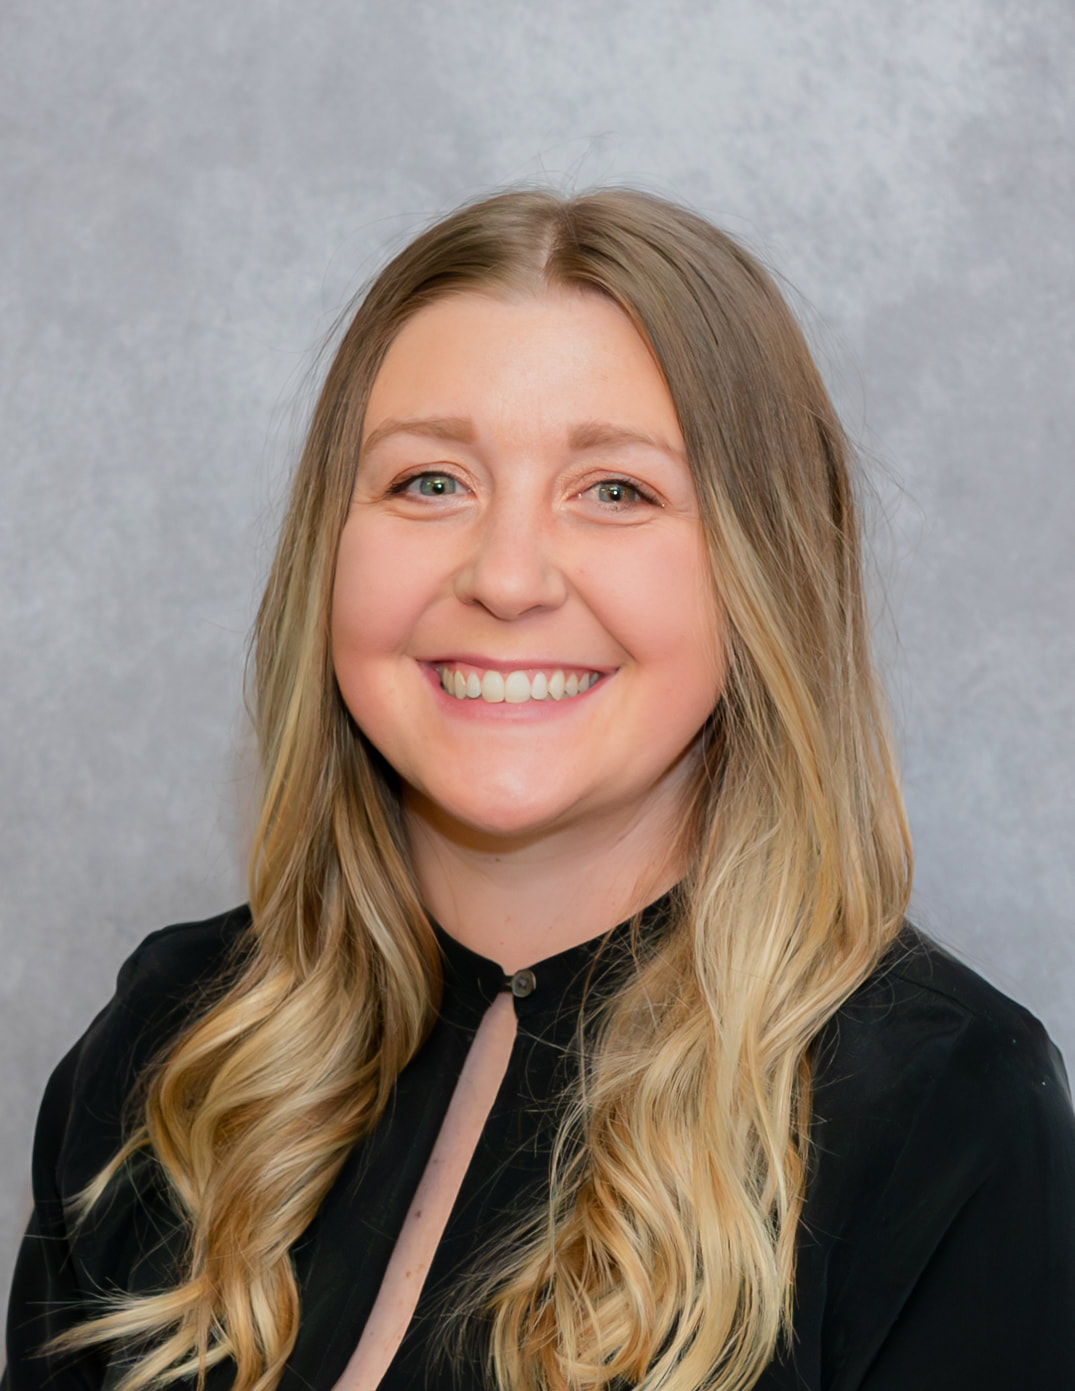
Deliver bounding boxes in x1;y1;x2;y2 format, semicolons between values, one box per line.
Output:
404;794;690;974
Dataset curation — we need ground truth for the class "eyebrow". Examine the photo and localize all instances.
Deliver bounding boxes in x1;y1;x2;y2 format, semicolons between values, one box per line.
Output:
361;416;476;455
359;414;685;461
567;420;686;461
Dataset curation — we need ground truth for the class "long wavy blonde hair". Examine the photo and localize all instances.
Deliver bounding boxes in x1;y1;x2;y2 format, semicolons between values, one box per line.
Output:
59;188;911;1391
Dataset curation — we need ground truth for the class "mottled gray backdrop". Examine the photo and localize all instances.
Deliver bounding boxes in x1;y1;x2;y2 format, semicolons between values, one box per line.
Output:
2;0;1073;1315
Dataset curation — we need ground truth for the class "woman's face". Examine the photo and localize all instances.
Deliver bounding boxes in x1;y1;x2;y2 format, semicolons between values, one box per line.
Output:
331;288;724;846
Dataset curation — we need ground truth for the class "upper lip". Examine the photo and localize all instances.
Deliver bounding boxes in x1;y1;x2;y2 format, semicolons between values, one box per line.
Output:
422;655;616;674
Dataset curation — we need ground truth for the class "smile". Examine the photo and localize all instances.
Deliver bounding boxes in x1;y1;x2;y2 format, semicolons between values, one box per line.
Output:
434;664;604;704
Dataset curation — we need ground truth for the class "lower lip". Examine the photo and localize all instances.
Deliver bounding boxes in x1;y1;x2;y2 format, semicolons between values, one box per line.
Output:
419;664;609;720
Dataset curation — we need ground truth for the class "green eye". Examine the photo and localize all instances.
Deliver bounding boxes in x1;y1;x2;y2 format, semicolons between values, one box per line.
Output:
594;480;642;505
414;474;458;496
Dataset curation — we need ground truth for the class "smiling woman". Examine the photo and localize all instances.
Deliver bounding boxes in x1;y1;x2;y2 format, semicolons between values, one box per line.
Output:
5;189;1074;1391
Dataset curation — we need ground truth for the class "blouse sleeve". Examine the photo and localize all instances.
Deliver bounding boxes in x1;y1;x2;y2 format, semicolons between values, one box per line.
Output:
811;966;1075;1391
854;1032;1075;1389
3;1034;111;1389
2;910;246;1391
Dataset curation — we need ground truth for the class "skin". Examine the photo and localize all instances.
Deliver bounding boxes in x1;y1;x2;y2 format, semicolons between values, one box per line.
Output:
331;287;724;970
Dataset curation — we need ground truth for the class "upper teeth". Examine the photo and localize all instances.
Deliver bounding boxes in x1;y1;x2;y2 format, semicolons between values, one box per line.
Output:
436;666;601;703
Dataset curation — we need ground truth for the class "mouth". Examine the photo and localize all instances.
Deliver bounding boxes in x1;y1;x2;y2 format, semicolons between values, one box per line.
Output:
433;661;606;704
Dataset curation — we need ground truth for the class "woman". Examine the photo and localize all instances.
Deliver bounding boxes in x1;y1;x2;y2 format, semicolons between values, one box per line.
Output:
5;188;1074;1391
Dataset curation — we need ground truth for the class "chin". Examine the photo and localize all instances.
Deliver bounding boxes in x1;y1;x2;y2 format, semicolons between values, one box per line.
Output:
408;784;587;846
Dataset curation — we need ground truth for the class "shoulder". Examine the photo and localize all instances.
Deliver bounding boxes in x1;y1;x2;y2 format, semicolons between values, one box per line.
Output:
105;902;252;1024
799;924;1075;1375
806;921;1073;1241
39;904;253;1192
815;923;1068;1125
810;922;1072;1191
74;902;252;1075
8;910;252;1378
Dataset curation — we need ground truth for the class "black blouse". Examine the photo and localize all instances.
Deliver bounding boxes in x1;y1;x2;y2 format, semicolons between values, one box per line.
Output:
4;900;1075;1390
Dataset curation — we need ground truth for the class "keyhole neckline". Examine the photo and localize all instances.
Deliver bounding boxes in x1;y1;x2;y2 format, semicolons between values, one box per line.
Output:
429;888;677;1029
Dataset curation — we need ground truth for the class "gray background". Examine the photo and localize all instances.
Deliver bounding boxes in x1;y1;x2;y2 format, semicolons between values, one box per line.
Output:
2;0;1073;1317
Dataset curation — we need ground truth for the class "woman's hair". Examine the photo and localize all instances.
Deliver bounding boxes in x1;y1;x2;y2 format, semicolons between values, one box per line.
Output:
60;188;911;1391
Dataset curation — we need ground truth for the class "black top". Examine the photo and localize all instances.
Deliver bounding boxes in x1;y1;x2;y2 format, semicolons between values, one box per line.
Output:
5;901;1075;1390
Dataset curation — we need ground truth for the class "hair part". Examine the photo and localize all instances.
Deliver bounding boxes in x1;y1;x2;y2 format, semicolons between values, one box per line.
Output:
56;186;911;1391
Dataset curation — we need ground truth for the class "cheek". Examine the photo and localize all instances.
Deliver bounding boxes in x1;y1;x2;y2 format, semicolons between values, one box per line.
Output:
594;536;724;700
330;521;416;678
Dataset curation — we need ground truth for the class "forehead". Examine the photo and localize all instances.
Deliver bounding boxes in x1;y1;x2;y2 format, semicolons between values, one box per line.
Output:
361;288;684;454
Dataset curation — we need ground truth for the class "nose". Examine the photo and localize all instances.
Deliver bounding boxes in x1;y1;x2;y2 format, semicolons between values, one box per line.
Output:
452;497;568;620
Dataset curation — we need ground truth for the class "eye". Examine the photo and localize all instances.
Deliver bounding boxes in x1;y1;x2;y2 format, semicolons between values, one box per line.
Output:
389;471;464;498
584;478;656;508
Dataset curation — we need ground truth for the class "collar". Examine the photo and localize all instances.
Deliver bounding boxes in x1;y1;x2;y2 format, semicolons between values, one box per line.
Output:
431;886;678;1030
